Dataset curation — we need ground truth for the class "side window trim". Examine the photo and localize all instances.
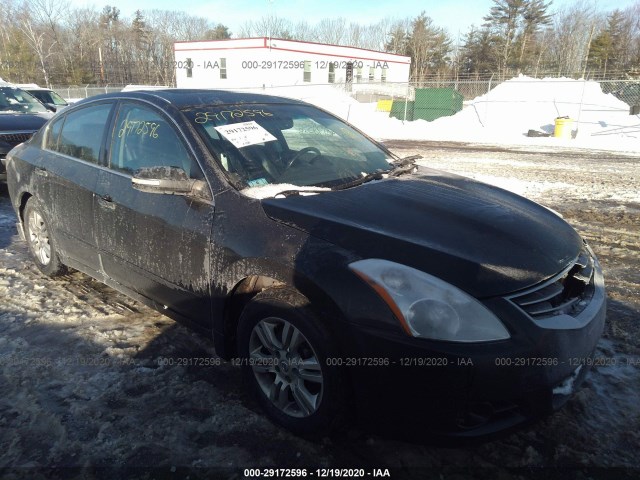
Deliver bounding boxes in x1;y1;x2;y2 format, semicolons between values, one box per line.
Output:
44;115;66;152
99;100;119;167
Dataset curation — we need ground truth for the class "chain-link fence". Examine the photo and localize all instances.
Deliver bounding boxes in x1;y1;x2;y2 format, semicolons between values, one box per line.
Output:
51;85;124;101
49;85;176;101
345;79;640;123
50;78;640;123
599;80;640;111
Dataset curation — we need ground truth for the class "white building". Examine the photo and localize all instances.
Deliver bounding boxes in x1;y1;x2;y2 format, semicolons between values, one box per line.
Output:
174;38;411;89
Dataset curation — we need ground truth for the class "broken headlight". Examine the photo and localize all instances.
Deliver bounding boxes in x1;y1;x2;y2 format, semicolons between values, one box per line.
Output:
350;259;510;342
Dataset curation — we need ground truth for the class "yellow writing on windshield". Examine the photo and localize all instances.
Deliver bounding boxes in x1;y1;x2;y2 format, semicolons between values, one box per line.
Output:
194;109;273;124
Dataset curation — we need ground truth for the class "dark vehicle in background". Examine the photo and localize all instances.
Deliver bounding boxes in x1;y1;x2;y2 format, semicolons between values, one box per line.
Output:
21;85;70;111
0;83;53;181
5;89;606;437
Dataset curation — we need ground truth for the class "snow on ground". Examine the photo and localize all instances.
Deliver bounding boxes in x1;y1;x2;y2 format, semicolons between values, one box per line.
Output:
256;77;640;154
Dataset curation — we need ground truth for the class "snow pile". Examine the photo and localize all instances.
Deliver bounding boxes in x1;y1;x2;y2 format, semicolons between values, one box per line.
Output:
243;84;360;120
405;76;638;145
242;183;330;199
261;77;639;153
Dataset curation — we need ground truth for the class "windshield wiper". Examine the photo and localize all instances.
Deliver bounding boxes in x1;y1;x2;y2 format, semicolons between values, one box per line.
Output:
389;154;422;177
395;154;423;165
271;188;329;197
332;171;385;190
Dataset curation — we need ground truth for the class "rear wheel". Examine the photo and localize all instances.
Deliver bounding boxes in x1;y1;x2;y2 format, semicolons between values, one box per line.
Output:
237;287;346;435
23;197;66;277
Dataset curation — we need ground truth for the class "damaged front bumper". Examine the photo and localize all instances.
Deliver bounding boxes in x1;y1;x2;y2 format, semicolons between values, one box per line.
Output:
343;258;606;438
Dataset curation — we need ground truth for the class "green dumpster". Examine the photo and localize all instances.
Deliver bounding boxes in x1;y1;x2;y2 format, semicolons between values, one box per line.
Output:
413;88;463;121
389;100;415;121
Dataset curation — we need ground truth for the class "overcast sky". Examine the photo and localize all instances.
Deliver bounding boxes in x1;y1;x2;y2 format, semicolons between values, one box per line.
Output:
68;0;639;39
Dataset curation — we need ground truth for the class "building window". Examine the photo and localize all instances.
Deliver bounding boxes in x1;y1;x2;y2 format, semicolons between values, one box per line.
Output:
187;57;193;78
356;67;362;83
304;61;311;82
220;58;227;79
368;67;374;82
381;67;388;83
328;63;335;83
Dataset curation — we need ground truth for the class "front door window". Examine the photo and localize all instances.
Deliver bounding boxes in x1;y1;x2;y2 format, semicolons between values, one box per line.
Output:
110;103;193;176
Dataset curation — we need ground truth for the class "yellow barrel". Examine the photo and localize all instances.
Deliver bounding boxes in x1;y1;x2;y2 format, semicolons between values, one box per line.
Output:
554;117;574;139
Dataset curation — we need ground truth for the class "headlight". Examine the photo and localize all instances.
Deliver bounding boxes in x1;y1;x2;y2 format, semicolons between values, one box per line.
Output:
349;259;510;342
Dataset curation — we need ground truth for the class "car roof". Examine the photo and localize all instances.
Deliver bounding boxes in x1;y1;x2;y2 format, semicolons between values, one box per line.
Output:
82;89;308;109
0;84;26;90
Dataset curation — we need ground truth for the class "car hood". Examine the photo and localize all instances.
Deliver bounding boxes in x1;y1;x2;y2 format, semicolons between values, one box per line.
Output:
0;112;51;131
261;169;582;298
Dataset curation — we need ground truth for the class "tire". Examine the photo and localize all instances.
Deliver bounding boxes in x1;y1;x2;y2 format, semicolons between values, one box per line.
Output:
23;197;66;277
237;287;347;435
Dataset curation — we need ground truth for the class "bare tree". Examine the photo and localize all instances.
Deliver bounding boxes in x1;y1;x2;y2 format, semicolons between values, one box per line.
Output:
19;0;62;87
314;18;347;45
239;15;294;39
364;19;394;51
61;6;101;83
547;0;599;76
385;19;411;54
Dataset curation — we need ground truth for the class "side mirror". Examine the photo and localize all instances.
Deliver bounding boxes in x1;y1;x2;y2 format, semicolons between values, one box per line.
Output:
132;166;211;200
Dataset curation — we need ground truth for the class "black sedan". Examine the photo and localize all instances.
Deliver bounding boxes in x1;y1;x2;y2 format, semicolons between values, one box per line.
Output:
0;84;53;181
23;87;70;111
5;89;606;437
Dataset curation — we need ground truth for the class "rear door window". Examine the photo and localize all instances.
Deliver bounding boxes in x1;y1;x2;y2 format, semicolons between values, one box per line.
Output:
57;103;112;163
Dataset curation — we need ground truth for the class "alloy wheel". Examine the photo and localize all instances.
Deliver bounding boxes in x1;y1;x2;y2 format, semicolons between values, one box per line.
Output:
249;317;324;418
27;210;51;266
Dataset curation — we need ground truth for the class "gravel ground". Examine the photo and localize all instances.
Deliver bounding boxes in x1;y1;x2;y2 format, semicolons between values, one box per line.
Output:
1;141;639;479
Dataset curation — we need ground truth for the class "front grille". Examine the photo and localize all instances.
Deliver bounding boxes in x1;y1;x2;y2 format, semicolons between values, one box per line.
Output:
509;243;596;320
0;131;34;147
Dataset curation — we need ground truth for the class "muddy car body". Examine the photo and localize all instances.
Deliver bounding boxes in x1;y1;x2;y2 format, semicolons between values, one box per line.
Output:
5;89;606;437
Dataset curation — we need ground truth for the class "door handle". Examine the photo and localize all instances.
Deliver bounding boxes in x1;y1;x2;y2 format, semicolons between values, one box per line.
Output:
35;168;48;177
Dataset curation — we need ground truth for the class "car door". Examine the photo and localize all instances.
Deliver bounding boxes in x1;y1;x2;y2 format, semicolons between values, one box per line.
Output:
36;101;114;272
94;100;214;324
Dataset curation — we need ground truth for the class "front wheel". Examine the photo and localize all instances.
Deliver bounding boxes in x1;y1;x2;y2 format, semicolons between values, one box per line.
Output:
237;287;346;435
23;197;66;277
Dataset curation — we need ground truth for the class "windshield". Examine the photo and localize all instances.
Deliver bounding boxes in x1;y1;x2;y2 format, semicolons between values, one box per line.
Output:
0;87;48;113
183;103;395;190
29;89;67;105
